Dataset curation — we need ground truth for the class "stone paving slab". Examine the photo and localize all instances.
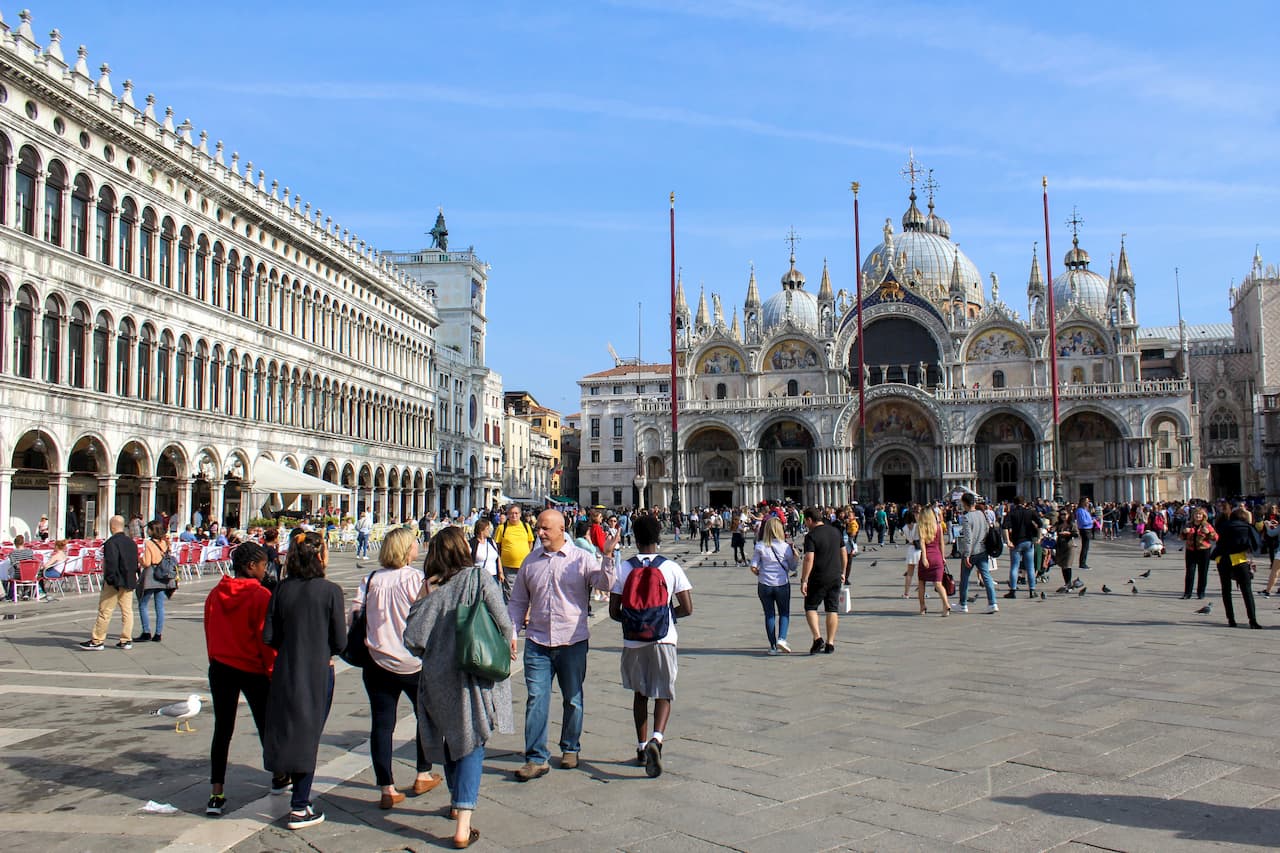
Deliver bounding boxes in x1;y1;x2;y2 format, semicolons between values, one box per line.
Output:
0;534;1277;851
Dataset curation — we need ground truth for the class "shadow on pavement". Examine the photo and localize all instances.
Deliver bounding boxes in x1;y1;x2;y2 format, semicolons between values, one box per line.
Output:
993;793;1274;845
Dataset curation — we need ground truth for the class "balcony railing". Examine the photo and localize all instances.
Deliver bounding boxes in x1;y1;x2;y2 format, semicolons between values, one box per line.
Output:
634;394;850;415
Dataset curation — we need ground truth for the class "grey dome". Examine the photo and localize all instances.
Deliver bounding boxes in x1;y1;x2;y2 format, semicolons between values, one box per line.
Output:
1052;235;1109;316
761;287;819;333
862;228;984;308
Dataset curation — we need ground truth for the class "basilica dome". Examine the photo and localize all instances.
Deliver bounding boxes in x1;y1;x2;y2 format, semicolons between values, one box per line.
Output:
1051;236;1109;317
762;254;819;333
861;192;984;309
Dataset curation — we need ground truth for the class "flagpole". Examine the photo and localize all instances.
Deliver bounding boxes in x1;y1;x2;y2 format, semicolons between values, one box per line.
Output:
668;192;682;522
851;181;867;506
1042;177;1063;504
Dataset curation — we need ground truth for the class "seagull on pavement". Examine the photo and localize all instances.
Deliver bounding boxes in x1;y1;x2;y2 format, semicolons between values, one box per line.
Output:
1196;602;1212;614
152;694;202;733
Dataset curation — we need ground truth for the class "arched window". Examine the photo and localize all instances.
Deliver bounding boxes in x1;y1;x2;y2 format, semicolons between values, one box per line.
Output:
70;174;92;256
211;243;224;306
43;160;67;245
1070;366;1085;384
92;312;110;392
786;379;799;397
715;382;727;400
241;260;253;319
158;217;175;289
118;198;136;273
994;452;1018;484
137;325;154;401
95;186;114;264
157;331;172;404
15;146;39;236
68;302;88;388
41;295;60;384
253;361;264;420
193;341;208;409
225;251;239;313
1208;409;1239;441
175;336;190;406
224;353;236;415
210;345;223;411
194;235;208;300
116;317;135;396
0;134;9;226
13;285;36;378
781;458;803;488
139;208;156;281
992;370;1006;389
239;356;250;417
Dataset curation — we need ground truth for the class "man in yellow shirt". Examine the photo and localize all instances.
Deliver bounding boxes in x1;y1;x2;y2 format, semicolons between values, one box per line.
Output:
495;505;536;594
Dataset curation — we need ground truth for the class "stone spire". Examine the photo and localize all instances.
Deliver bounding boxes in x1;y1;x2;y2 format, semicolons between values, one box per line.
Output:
695;286;710;328
731;306;741;341
949;248;964;299
1115;237;1134;284
744;262;760;308
818;258;833;301
676;273;688;315
1027;245;1044;295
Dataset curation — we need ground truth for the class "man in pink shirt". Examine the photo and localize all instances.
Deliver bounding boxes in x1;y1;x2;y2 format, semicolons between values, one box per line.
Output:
508;509;616;781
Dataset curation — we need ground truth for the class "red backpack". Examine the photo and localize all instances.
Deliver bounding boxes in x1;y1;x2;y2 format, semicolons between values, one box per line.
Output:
620;556;670;642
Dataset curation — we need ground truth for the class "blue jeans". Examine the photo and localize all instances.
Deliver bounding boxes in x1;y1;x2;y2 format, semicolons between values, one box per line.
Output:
1008;540;1036;591
138;588;166;634
356;531;369;557
960;553;997;606
444;743;485;810
757;583;790;647
523;639;588;764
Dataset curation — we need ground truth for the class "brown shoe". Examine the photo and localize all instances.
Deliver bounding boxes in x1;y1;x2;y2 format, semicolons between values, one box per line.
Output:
378;790;405;810
559;752;579;770
513;761;550;782
453;828;480;849
411;773;443;795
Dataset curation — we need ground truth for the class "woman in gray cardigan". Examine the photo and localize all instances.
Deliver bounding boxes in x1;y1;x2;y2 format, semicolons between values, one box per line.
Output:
403;526;514;849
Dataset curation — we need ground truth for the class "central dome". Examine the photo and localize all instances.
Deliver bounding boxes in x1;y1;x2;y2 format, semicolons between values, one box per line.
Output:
861;193;985;309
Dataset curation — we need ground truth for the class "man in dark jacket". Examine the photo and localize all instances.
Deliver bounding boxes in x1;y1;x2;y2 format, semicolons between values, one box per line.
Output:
79;515;140;650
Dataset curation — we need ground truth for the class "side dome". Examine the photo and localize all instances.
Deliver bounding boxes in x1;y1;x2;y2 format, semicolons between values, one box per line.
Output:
1051;235;1108;317
761;287;819;333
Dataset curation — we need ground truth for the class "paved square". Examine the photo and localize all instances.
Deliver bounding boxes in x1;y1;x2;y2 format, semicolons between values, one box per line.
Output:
0;535;1276;851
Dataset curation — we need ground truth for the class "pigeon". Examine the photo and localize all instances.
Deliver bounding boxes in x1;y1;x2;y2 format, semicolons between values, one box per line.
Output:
1102;585;1113;594
869;561;878;568
1196;603;1212;614
1139;569;1152;578
1131;586;1139;594
152;694;202;733
968;595;978;603
1127;578;1136;585
1039;591;1046;600
1077;587;1088;596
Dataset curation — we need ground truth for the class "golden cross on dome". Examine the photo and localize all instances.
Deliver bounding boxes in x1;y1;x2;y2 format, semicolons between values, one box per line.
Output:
1065;206;1084;238
785;226;801;258
899;148;923;189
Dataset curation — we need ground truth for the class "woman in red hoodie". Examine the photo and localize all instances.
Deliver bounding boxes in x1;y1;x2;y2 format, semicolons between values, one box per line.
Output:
204;542;282;817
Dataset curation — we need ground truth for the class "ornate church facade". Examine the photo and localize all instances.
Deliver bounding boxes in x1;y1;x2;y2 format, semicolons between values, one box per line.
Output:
631;186;1203;510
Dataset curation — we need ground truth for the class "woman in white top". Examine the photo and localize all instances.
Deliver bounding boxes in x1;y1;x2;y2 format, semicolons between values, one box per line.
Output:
350;527;442;809
750;517;798;655
901;507;920;598
471;518;501;583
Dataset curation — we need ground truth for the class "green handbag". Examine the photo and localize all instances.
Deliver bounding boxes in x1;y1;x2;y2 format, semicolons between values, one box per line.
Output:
456;567;511;681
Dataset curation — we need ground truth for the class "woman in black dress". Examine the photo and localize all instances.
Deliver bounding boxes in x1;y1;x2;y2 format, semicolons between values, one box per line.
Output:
262;531;345;830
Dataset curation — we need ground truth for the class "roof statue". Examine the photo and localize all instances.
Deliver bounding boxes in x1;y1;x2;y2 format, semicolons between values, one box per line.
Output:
990;272;999;303
429;208;448;251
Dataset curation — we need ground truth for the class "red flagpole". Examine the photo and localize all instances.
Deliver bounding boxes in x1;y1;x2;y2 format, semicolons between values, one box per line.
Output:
668;192;681;518
852;181;866;504
1042;177;1063;502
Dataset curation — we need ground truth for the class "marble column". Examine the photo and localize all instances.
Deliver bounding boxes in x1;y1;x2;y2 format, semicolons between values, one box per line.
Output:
97;474;118;537
175;478;192;532
50;471;69;539
0;468;13;538
140;476;158;523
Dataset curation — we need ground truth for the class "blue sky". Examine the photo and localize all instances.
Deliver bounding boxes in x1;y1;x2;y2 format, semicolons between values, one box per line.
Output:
33;1;1280;413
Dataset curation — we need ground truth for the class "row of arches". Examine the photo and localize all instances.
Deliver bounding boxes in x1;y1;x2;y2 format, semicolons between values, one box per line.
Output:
3;428;441;539
1;278;435;449
1;132;432;377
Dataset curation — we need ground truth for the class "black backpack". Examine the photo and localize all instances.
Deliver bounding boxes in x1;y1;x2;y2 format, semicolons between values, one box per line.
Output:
983;522;1004;558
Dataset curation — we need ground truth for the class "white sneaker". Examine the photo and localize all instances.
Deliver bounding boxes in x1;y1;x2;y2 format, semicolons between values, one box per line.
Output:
957;604;969;613
987;603;999;614
776;639;792;654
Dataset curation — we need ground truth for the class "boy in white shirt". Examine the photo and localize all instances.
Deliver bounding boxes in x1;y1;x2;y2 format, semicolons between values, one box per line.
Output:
609;514;693;778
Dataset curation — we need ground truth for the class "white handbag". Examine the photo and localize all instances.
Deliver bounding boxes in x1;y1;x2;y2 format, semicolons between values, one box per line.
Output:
840;585;853;614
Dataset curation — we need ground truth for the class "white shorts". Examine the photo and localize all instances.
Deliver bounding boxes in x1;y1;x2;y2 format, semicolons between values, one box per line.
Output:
906;547;921;565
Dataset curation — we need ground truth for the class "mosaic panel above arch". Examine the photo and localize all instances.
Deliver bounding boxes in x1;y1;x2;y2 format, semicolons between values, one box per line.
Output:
976;413;1035;443
696;346;743;374
764;340;820;371
1055;326;1106;357
966;329;1028;362
760;419;815;449
865;401;934;443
